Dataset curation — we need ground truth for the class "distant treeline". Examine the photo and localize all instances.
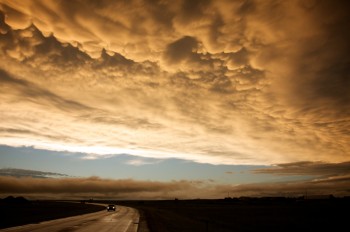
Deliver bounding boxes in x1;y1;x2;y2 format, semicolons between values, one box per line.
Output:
0;196;30;204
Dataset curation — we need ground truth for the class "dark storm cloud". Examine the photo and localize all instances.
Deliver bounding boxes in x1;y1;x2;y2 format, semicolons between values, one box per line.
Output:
178;0;211;22
0;168;68;178
225;48;250;69
254;0;350;118
164;36;199;64
283;3;350;115
0;10;9;33
0;0;349;165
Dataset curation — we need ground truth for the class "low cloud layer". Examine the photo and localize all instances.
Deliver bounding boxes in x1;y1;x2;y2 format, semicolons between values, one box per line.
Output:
0;175;349;200
0;168;69;178
0;0;349;165
254;161;350;177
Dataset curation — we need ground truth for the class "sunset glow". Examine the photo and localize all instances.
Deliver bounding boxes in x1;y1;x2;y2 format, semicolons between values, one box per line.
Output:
0;0;349;199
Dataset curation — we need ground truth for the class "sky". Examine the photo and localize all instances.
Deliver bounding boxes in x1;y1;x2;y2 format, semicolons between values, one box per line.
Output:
0;0;349;199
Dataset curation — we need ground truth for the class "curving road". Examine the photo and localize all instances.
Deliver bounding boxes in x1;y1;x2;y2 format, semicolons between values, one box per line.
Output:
0;206;139;232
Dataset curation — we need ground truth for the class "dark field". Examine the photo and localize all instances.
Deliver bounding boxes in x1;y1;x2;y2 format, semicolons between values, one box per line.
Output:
0;197;105;229
1;197;349;231
119;198;350;232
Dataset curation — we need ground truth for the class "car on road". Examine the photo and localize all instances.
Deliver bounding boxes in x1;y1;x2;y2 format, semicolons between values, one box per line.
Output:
107;204;116;211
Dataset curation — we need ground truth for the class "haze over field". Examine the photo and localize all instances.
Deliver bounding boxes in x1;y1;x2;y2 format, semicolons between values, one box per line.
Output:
0;0;349;199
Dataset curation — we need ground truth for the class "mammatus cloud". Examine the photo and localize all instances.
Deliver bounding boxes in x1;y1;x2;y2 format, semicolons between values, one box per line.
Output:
0;0;349;165
0;175;349;200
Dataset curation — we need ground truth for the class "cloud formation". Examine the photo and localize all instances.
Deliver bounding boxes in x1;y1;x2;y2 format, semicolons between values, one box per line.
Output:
253;161;350;177
0;168;68;178
0;0;349;165
0;175;349;200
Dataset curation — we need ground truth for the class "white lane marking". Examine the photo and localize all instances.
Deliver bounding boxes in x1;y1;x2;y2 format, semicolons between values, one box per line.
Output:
121;220;132;232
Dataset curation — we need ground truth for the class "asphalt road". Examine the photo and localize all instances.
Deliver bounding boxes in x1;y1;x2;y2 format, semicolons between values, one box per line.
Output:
0;206;139;232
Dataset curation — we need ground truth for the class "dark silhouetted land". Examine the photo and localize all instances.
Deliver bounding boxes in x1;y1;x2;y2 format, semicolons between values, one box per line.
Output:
2;196;349;231
0;197;105;229
117;197;350;232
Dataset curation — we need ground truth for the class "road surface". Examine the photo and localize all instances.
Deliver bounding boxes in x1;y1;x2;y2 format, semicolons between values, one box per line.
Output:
0;206;139;232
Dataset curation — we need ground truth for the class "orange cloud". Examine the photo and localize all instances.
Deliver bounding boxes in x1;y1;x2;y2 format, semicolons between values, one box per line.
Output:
0;0;349;166
253;161;350;177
